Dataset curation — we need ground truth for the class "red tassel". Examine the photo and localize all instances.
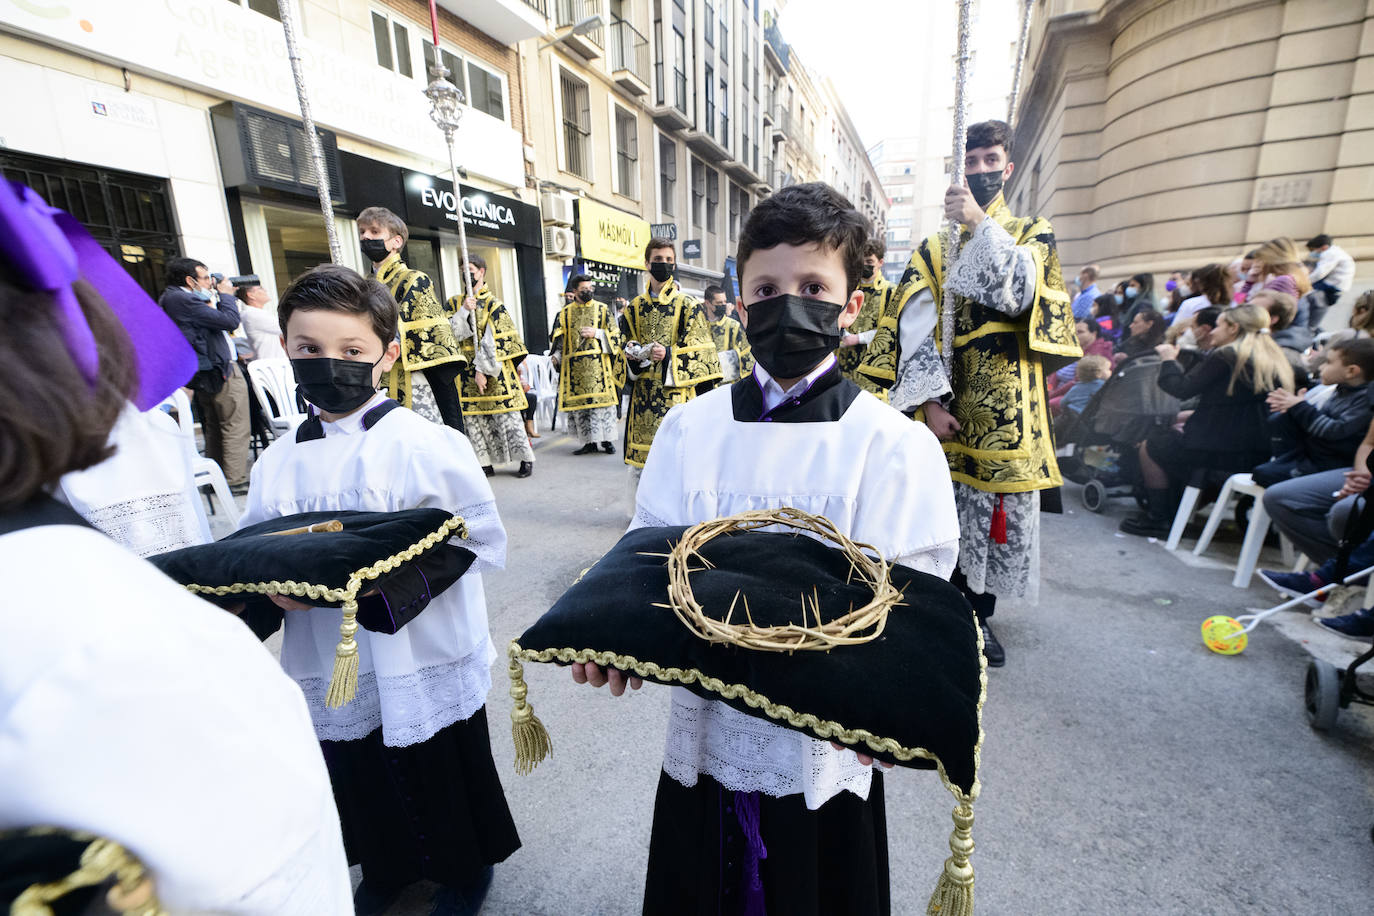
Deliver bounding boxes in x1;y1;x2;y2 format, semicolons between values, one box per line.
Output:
990;494;1008;544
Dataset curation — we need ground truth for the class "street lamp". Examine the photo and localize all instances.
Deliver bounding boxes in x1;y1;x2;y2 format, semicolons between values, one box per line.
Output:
538;16;605;51
424;60;475;303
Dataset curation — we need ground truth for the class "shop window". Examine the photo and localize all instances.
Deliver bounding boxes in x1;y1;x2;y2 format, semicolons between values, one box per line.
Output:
371;9;413;78
615;106;639;199
706;168;719;235
423;40;467;98
659;135;677;217
691;156;705;229
560;70;592;180
225;0;280;20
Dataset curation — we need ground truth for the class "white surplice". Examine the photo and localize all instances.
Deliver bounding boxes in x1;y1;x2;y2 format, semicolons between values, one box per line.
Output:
632;365;960;809
0;519;350;913
240;393;506;747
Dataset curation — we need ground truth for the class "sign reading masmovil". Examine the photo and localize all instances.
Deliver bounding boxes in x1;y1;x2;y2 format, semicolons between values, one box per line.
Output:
576;198;650;271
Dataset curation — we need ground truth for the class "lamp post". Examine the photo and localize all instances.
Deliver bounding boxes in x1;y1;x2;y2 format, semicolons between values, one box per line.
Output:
942;0;974;374
423;14;473;304
275;0;341;263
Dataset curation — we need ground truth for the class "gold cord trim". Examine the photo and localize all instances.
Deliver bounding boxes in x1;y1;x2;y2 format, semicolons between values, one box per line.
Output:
186;516;468;708
10;829;163;915
663;508;903;652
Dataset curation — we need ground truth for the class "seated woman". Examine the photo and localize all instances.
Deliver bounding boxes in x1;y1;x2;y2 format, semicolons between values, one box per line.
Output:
1172;264;1234;328
1093;292;1123;342
1049;318;1115;398
1113;307;1166;368
1307;289;1374;375
1238;237;1313;324
1119;303;1296;537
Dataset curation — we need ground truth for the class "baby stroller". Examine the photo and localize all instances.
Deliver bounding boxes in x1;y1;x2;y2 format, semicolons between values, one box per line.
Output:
1055;354;1182;512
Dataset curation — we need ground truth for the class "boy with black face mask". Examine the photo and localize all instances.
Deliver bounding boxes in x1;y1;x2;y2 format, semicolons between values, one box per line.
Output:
704;282;755;382
356;205;470;434
838;237;896;383
551;274;626;454
243;264;521;916
619;238;722;470
856;119;1079;669
572;183;959;915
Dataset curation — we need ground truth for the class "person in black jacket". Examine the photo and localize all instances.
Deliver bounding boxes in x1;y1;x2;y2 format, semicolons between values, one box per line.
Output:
158;257;250;492
1120;303;1297;537
1252;337;1374;486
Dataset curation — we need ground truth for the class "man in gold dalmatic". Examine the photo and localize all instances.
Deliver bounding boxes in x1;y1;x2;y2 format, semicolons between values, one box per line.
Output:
620;238;722;470
551;273;626;455
857;120;1080;669
703;284;753;383
452;254;535;478
356;206;469;430
837;238;896;383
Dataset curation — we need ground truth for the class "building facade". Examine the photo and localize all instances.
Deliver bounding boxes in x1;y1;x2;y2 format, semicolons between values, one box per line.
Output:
1008;0;1373;298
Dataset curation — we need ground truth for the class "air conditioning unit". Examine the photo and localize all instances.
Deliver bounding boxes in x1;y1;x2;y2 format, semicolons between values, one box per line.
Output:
540;190;574;226
544;226;575;258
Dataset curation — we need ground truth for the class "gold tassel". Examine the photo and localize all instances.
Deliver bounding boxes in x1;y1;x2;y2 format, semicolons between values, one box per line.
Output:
508;646;551;774
325;600;360;709
926;802;975;916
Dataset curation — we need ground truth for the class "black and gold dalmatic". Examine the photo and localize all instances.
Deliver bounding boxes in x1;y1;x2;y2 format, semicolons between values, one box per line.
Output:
452;288;529;416
857;195;1079;494
837;274;895;382
620;279;723;468
709;314;754;382
375;254;466;409
551;298;627;410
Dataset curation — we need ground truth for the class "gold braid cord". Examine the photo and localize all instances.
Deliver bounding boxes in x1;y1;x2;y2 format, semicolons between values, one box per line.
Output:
10;829;163;915
186;516;468;708
663;508;903;652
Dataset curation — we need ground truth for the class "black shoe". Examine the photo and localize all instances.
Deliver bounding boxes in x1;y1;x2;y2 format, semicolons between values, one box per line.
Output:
1118;513;1171;538
515;461;533;478
600;441;615;454
573;442;599;455
429;866;494;916
229;481;251;497
980;621;1005;667
354;878;407;916
482;465;495;477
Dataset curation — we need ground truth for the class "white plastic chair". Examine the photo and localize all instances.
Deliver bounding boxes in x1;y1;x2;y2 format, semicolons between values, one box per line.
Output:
526;353;559;432
246;358;305;436
163;388;240;526
1190;473;1294;588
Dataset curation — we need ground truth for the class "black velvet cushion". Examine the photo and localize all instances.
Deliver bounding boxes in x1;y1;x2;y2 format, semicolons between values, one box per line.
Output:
0;829;142;915
516;526;983;794
149;510;475;638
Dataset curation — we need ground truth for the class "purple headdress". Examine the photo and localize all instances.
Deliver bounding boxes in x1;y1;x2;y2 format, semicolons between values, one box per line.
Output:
0;178;197;409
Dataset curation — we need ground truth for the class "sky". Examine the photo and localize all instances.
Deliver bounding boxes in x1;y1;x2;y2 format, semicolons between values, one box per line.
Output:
781;0;1023;154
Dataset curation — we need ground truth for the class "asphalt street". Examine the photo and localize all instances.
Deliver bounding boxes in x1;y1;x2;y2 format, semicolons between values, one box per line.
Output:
239;411;1374;915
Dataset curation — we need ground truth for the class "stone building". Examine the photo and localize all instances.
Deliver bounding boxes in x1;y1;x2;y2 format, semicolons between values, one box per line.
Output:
1009;0;1372;300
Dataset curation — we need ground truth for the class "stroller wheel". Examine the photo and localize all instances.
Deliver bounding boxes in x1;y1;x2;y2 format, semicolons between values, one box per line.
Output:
1304;659;1341;731
1081;479;1107;513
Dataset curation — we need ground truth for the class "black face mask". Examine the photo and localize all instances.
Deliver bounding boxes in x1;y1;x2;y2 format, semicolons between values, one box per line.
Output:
649;262;674;283
744;294;844;379
360;238;391;263
291;356;382;414
966;170;1005;208
862;264;875;280
576;289;595;303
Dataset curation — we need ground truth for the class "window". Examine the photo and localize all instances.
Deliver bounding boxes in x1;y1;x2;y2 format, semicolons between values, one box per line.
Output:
560;70;592;179
704;3;714;45
720;22;728;58
728;183;744;241
615;106;639;198
467;61;505;120
659;135;677;216
704;65;715;135
422;41;465;96
691;157;705;229
226;0;280;20
706;168;719;233
720;79;729;147
371;10;412;77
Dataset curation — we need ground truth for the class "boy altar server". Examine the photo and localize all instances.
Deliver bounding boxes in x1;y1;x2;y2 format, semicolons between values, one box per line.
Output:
241;265;520;916
574;182;960;915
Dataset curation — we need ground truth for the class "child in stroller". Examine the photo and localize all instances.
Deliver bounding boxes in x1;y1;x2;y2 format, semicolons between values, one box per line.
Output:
1056;353;1183;512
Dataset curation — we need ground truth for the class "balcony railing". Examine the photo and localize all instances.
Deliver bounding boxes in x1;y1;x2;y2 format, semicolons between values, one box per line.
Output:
764;22;790;70
522;0;549;14
609;19;650;84
556;0;603;48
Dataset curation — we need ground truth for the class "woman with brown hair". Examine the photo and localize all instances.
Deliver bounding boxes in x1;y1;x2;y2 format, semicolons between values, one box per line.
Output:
1239;237;1313;309
1172;263;1233;327
0;180;351;912
1120;303;1297;537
